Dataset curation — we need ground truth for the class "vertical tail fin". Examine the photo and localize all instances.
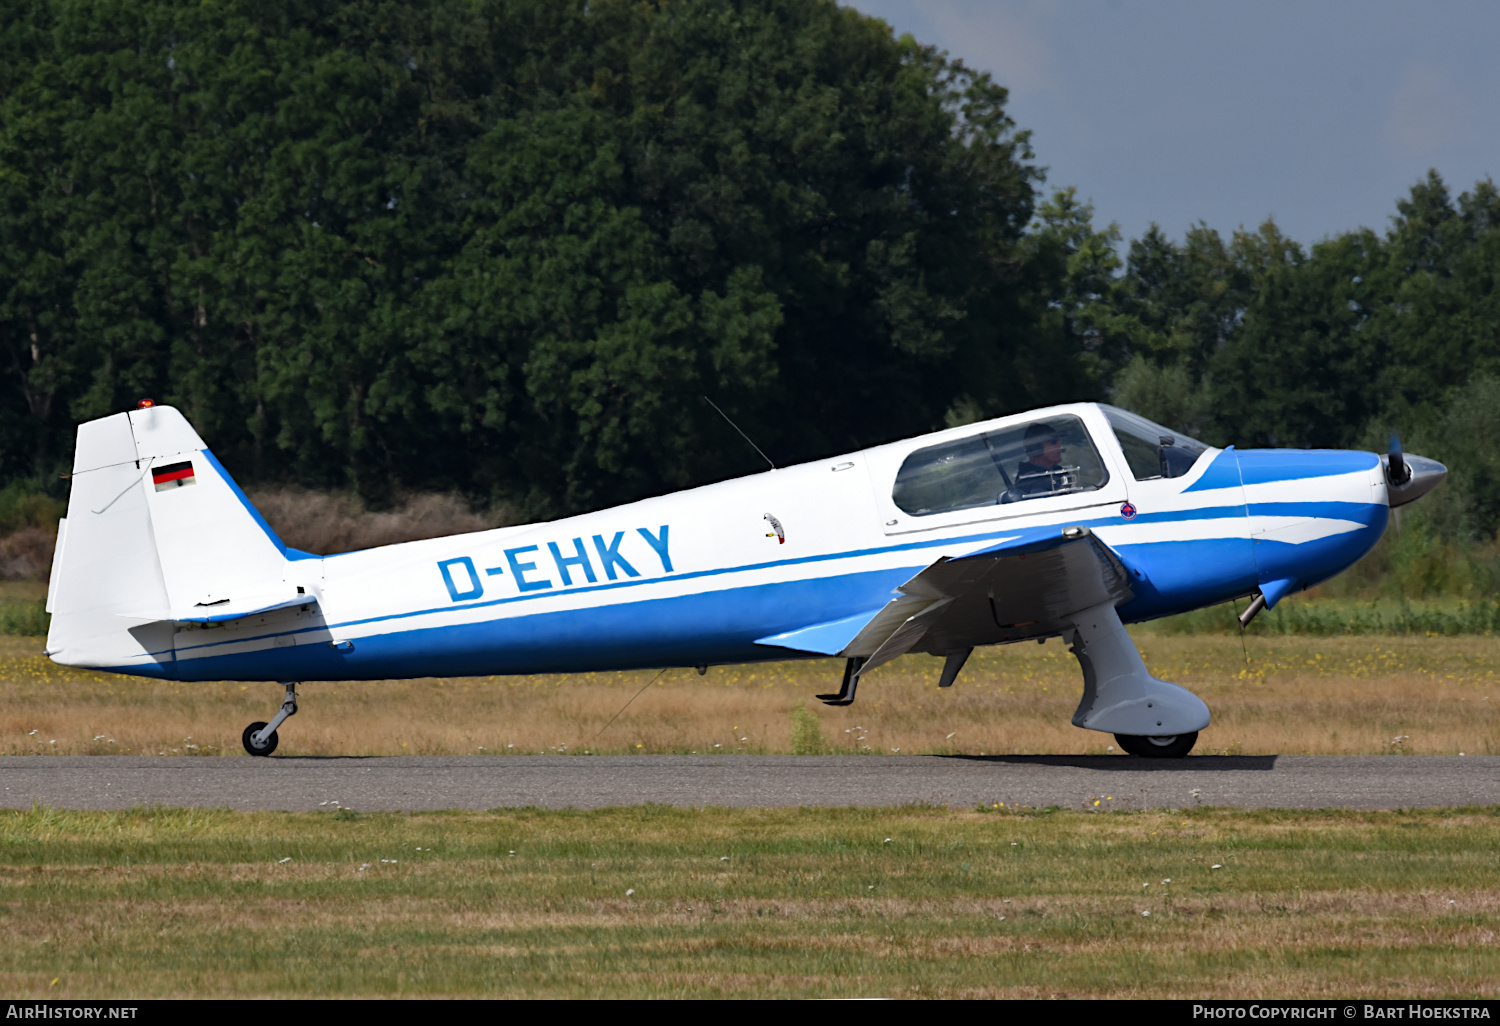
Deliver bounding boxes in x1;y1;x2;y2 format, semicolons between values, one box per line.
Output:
45;405;297;674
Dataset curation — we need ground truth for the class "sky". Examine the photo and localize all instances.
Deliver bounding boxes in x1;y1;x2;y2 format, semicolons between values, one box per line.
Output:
846;0;1500;247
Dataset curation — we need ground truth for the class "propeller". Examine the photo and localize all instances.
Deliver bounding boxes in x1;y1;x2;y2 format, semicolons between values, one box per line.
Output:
1387;433;1412;487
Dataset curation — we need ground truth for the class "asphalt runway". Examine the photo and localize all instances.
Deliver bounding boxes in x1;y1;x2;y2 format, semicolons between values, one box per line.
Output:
1;754;1497;811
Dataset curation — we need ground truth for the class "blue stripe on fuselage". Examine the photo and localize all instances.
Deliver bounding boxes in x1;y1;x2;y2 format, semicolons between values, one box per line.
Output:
125;567;928;681
1236;449;1379;484
1244;501;1373;519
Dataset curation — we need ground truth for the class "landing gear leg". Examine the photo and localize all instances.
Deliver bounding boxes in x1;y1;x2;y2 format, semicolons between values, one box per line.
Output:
243;681;298;757
817;657;865;707
1067;601;1209;757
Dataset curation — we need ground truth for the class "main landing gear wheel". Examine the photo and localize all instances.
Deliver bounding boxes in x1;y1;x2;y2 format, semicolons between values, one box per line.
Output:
242;682;299;756
243;721;278;756
1115;731;1198;758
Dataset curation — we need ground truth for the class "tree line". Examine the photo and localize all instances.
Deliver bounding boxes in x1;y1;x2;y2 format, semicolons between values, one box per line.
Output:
1036;171;1500;541
1;0;1497;538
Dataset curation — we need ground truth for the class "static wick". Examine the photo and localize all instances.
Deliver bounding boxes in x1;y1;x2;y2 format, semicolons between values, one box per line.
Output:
702;396;775;471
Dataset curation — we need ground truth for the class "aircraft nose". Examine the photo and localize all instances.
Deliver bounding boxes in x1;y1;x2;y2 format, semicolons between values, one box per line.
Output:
1382;453;1447;508
1239;448;1393;609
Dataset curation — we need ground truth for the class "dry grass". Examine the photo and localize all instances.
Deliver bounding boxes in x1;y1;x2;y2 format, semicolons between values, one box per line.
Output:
245;487;508;554
1;805;1496;998
4;634;1499;758
0;526;55;581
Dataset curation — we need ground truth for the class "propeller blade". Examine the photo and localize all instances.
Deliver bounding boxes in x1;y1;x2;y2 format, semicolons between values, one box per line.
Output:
1387;433;1412;487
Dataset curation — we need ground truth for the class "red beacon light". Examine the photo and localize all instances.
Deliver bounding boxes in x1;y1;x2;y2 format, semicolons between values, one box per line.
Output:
136;399;155;409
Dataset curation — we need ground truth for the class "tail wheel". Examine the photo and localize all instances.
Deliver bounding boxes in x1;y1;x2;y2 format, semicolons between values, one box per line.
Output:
243;721;279;757
1114;731;1197;758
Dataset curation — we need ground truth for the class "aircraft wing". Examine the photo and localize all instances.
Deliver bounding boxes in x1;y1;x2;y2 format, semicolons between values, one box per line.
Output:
756;525;1134;673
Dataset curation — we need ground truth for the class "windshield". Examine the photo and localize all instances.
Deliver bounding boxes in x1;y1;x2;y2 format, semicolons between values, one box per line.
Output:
1102;405;1210;481
893;414;1109;516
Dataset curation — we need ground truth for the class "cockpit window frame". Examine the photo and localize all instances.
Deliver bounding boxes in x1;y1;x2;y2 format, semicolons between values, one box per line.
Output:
868;404;1134;537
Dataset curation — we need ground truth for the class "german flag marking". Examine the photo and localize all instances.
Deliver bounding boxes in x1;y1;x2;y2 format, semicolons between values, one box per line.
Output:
152;460;196;491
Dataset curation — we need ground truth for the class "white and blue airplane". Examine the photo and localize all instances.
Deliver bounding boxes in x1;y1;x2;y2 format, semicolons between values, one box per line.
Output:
44;400;1443;758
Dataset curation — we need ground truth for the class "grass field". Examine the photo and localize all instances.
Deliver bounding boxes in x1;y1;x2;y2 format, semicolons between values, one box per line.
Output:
2;804;1496;998
3;631;1499;758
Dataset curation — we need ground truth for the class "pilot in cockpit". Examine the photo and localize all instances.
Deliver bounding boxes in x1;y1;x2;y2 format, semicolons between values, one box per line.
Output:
1015;421;1067;496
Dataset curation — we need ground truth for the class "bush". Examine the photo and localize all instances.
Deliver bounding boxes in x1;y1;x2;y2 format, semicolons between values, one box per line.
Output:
0;601;49;636
1149;598;1500;636
0;480;64;581
0;480;64;536
0;527;55;581
246;489;508;555
789;705;827;755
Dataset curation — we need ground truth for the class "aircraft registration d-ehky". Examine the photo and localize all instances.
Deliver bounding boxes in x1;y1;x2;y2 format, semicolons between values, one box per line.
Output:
44;400;1444;758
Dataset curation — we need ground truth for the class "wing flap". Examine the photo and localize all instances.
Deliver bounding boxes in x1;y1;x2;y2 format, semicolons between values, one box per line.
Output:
754;525;1134;663
840;592;944;656
860;596;953;674
915;527;1132;654
853;527;1131;666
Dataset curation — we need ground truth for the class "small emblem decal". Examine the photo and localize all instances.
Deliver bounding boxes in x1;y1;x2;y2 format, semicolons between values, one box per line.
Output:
1120;501;1137;519
764;513;785;544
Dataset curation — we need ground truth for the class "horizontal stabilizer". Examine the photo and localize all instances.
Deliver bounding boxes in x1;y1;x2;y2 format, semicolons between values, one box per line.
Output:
119;588;317;625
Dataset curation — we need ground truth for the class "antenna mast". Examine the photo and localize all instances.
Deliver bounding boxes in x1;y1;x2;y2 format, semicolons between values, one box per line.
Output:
702;396;776;471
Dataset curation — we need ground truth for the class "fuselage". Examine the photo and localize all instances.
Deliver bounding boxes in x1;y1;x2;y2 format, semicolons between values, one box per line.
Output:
96;403;1390;683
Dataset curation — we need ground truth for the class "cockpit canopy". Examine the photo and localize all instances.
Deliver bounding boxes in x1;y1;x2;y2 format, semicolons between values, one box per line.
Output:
890;405;1212;519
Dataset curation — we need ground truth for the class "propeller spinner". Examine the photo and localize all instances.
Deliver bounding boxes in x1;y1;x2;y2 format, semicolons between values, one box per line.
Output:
1382;433;1445;508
